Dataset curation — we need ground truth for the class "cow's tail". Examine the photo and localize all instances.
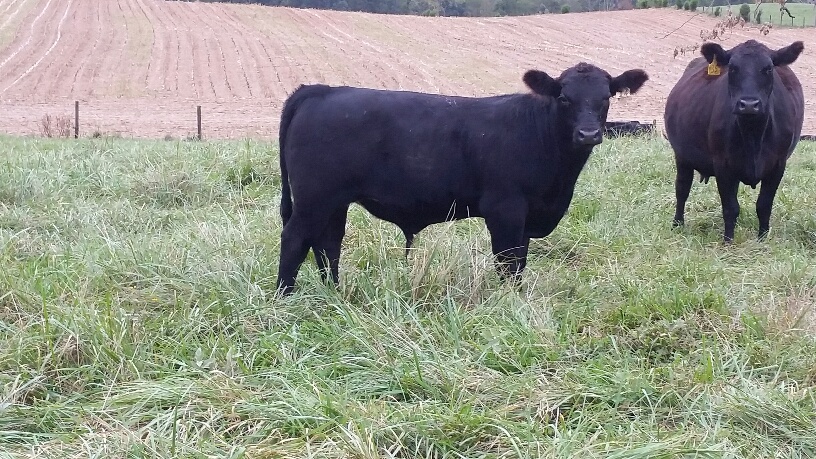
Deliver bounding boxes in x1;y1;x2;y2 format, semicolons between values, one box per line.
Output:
279;136;293;227
278;85;306;226
278;84;333;226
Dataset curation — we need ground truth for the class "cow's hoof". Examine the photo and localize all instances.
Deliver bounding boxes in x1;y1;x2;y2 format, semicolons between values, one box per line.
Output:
275;281;295;297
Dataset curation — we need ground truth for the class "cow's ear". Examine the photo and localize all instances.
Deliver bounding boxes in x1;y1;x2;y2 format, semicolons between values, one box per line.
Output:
523;70;560;97
773;41;804;67
701;42;730;66
610;69;649;95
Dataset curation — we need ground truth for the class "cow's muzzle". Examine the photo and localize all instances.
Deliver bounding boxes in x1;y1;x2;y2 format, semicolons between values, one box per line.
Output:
735;97;762;115
576;128;602;146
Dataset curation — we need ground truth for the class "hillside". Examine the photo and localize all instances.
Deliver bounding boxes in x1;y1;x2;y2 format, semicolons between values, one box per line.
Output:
0;0;813;139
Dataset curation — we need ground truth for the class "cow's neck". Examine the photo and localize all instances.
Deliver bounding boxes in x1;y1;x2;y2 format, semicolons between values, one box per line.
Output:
537;104;595;182
729;114;771;185
733;114;771;156
550;121;594;170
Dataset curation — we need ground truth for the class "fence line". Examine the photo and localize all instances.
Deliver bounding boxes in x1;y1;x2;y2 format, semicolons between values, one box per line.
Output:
56;101;816;142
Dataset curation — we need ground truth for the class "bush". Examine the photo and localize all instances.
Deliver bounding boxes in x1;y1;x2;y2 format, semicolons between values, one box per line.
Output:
689;0;697;10
640;0;649;8
662;0;669;6
739;3;751;21
683;1;689;10
714;6;720;16
755;9;762;23
676;0;683;8
561;4;569;12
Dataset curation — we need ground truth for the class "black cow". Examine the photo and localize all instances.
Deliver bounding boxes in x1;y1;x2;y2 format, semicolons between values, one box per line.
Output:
276;63;649;294
664;40;804;242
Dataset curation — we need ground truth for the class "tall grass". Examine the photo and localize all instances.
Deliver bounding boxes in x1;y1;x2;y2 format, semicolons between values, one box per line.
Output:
0;134;815;457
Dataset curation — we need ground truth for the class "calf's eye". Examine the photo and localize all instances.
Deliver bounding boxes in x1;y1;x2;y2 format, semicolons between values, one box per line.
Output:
557;95;570;106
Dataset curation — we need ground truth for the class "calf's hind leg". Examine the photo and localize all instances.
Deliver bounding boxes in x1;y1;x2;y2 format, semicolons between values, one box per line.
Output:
312;206;349;285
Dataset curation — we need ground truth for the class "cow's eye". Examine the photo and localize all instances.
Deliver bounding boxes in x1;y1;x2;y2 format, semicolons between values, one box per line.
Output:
729;66;739;74
762;66;773;75
557;95;571;106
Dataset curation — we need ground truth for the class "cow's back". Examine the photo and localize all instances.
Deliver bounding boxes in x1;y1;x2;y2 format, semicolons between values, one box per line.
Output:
283;87;482;200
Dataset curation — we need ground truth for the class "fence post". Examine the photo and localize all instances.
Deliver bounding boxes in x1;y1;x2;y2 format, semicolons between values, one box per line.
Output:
197;105;202;140
74;101;79;139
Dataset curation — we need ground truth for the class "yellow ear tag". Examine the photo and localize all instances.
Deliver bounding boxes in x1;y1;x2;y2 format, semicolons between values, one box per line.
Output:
707;56;721;76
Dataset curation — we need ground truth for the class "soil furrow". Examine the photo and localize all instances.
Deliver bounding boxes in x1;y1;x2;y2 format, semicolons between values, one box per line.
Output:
0;5;813;138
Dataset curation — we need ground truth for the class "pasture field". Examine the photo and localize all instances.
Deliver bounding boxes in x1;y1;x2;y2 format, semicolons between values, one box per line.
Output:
1;134;816;457
709;3;816;28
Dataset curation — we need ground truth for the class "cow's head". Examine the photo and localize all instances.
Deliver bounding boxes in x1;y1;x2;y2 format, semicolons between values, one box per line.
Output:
701;40;804;117
523;63;648;147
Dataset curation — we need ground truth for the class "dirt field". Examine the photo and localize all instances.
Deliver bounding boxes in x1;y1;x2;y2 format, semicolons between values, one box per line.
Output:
0;1;814;139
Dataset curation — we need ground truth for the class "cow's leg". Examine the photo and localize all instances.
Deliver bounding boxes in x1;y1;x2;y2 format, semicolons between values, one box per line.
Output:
482;198;528;282
516;237;530;274
403;230;414;258
756;166;785;240
312;206;349;285
276;208;332;295
715;175;740;242
673;163;694;227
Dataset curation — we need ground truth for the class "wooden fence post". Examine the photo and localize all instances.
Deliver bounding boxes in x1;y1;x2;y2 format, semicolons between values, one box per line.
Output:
74;101;79;139
197;105;202;140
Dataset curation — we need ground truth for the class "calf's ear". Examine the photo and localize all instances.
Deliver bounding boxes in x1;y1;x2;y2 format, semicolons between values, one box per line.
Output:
701;42;730;66
610;69;649;95
773;41;804;67
523;70;561;97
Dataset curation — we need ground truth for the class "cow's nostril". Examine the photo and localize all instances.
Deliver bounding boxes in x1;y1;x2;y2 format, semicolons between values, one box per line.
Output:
577;128;602;145
737;98;761;113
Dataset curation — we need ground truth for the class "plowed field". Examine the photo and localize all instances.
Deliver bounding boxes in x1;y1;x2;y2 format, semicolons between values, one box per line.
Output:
0;1;813;139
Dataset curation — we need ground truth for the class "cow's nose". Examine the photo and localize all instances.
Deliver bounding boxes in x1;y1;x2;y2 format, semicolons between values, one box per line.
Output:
577;128;602;145
736;98;762;114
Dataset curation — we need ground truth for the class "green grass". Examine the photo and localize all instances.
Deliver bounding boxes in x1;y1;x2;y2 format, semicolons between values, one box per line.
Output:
1;133;816;457
706;2;816;28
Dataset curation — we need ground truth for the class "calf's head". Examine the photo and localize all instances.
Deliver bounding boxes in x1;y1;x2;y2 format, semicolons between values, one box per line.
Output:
701;40;804;117
523;63;648;147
